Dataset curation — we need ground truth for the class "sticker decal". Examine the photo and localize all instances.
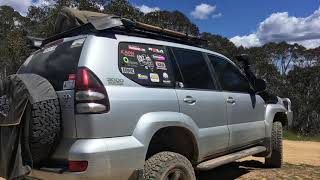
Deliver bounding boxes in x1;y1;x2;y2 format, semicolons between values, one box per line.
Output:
122;57;139;67
150;73;160;82
43;45;57;53
123;57;129;64
137;54;154;70
152;54;166;61
155;61;167;70
128;45;146;52
121;67;135;74
120;50;135;57
137;73;148;80
148;47;164;54
163;72;171;84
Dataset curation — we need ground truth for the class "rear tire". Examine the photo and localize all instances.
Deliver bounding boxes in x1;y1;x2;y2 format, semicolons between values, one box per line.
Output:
144;151;196;180
265;121;283;168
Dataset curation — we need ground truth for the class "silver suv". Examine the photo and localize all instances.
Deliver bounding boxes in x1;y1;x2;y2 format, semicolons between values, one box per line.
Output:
19;18;292;180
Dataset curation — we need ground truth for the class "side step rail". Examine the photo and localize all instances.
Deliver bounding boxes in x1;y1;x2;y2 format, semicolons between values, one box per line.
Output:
196;146;266;171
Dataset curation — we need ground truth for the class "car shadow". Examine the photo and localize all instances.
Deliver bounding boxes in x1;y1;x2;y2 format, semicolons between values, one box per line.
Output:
196;160;266;180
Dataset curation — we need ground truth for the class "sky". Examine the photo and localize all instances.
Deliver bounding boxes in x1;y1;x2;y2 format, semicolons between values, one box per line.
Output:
1;0;320;48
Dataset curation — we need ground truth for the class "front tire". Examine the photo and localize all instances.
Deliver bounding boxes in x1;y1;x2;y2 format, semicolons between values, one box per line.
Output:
265;121;283;168
144;151;196;180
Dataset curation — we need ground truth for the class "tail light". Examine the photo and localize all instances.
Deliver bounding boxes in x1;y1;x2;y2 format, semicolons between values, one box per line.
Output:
69;161;88;172
74;67;110;114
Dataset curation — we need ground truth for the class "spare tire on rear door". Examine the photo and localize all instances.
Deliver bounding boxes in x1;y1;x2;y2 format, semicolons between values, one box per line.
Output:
0;74;61;167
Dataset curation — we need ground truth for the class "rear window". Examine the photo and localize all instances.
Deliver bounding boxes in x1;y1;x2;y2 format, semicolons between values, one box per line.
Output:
118;42;174;87
18;38;85;90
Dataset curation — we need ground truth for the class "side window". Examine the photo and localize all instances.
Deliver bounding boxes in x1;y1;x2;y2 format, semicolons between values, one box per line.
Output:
118;43;174;87
173;48;216;90
208;55;251;93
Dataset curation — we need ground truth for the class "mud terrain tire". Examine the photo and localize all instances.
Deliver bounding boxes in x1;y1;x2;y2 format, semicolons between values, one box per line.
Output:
28;99;61;165
265;121;283;168
144;151;196;180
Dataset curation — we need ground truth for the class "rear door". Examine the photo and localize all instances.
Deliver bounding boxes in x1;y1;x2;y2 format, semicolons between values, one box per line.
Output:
207;55;266;149
171;48;229;158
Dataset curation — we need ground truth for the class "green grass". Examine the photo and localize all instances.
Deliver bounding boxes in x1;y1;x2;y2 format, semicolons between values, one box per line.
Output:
283;130;320;142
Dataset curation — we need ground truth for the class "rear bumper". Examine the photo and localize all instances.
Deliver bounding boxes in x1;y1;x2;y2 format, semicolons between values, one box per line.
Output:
29;136;145;180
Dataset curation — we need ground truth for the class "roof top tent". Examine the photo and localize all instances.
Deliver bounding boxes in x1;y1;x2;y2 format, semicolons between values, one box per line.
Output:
33;7;208;48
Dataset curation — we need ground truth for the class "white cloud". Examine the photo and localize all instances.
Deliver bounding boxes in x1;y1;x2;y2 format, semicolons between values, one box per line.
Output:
33;0;54;7
230;34;261;48
191;3;216;20
212;12;222;19
136;4;160;14
230;8;320;48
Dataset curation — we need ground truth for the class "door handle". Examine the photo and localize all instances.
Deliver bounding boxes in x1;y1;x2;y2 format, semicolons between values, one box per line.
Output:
183;96;196;104
226;97;236;104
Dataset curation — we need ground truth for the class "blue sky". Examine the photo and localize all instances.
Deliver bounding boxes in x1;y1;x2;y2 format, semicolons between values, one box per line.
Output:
1;0;320;48
133;0;320;48
132;0;319;37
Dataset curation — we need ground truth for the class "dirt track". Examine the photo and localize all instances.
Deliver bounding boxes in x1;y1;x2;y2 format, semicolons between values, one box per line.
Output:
240;140;320;166
1;140;319;180
197;140;320;179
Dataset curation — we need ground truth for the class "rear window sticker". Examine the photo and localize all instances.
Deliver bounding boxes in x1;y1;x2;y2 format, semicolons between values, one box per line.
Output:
162;72;171;84
107;78;124;86
63;80;75;90
152;54;165;61
121;67;135;74
43;45;57;53
137;73;148;80
155;61;167;70
120;50;135;57
122;57;139;67
137;54;154;70
163;72;169;79
148;47;164;54
128;45;146;52
150;73;160;82
71;38;85;48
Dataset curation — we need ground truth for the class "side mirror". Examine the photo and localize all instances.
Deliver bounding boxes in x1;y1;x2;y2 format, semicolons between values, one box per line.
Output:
254;79;266;93
235;54;251;67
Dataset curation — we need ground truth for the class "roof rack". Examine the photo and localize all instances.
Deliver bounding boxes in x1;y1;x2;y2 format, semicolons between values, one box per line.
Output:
41;16;208;48
120;18;207;47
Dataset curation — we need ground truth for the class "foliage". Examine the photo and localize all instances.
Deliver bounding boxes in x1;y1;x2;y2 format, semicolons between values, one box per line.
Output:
286;66;320;135
283;130;320;142
0;0;319;135
143;11;199;36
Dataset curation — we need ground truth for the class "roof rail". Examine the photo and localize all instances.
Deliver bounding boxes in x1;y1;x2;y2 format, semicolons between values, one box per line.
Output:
120;18;207;46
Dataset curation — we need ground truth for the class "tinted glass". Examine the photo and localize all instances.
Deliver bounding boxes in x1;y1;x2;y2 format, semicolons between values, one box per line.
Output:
208;55;251;93
18;38;85;90
118;43;174;87
173;48;215;90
